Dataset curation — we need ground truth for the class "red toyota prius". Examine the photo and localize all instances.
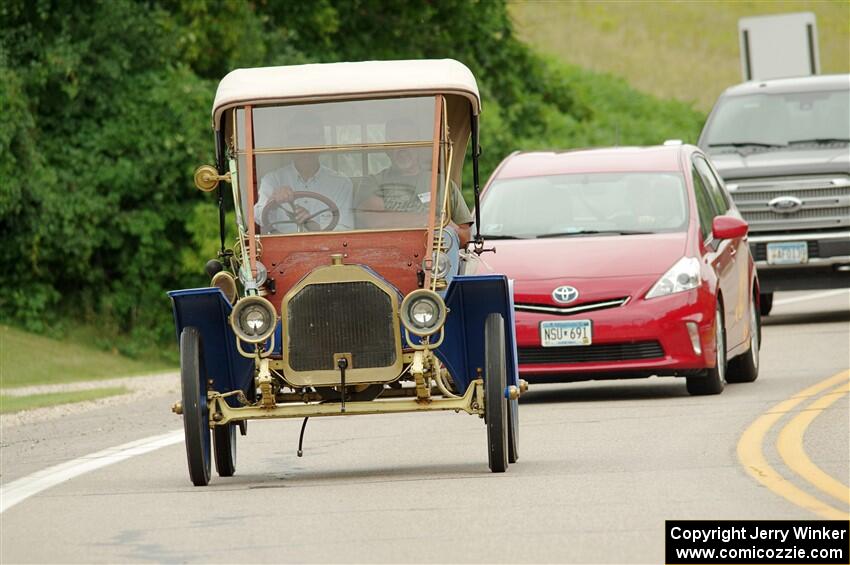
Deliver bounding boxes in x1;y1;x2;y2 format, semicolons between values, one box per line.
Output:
478;145;760;395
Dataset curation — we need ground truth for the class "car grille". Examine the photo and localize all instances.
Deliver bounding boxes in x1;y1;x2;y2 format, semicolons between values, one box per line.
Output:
515;297;629;316
729;175;850;233
287;281;396;371
518;341;664;364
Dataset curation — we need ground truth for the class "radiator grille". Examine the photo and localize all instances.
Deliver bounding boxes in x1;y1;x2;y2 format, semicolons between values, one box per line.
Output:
519;341;664;364
287;282;396;371
733;186;848;202
742;206;850;222
729;175;850;233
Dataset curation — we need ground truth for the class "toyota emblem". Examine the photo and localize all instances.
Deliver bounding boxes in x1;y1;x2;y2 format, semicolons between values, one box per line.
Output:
552;285;579;304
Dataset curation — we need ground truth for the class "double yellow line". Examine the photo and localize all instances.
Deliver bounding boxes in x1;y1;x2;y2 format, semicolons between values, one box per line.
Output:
737;369;850;520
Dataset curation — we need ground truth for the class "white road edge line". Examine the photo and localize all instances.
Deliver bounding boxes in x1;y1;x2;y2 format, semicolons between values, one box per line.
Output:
0;429;182;514
773;289;850;307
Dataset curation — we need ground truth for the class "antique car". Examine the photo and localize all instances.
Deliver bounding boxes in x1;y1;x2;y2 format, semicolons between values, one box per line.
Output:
169;59;524;486
478;145;760;396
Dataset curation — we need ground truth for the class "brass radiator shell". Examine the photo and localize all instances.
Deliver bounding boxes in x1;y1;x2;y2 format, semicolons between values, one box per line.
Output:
280;263;402;387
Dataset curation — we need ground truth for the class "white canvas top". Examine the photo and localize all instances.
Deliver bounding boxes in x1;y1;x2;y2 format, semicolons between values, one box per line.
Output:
212;59;480;128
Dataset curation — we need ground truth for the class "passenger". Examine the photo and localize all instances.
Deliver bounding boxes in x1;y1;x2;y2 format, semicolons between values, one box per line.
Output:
255;114;353;233
650;175;686;229
359;118;474;246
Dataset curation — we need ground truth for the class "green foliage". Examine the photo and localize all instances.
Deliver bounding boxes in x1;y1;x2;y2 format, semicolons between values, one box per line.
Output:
0;0;704;354
0;0;214;343
1;325;171;388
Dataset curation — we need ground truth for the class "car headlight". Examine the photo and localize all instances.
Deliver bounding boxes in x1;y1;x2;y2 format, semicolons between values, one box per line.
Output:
645;257;701;299
231;295;277;343
400;289;447;336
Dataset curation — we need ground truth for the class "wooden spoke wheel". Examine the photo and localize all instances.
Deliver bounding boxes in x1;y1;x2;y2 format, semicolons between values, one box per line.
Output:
180;327;211;486
507;397;520;464
484;313;508;473
213;423;237;477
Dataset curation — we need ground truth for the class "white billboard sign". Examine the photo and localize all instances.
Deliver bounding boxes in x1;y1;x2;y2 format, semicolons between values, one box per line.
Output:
738;12;820;81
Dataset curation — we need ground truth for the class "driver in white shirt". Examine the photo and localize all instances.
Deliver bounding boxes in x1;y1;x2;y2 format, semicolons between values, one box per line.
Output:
255;114;354;233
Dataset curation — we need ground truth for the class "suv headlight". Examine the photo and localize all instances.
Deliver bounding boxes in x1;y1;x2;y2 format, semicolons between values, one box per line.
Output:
231;295;277;343
400;289;447;336
645;257;701;299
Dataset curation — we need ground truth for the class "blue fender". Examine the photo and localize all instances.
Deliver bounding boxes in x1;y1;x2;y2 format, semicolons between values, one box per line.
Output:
168;288;254;404
435;275;519;393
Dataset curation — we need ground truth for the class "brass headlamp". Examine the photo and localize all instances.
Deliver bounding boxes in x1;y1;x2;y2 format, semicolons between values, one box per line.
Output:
400;289;447;337
230;296;277;343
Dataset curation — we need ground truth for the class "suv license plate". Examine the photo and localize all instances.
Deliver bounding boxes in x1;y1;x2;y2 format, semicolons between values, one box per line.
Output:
766;241;808;265
541;320;592;347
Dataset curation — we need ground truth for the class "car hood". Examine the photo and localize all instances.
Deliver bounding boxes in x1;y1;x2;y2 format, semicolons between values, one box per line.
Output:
479;232;688;281
708;146;850;180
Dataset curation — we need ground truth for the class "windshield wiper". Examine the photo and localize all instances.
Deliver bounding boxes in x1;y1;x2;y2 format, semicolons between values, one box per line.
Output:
536;230;653;239
786;138;850;145
479;234;529;240
708;142;786;148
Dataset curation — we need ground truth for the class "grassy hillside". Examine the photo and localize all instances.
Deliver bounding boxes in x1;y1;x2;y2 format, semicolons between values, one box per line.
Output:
0;325;173;388
510;0;850;111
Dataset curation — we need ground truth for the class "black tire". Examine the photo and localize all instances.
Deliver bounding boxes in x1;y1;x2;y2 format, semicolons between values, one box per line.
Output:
507;397;519;464
759;292;773;316
180;327;211;486
213;423;237;477
686;303;727;396
728;294;760;383
484;313;508;473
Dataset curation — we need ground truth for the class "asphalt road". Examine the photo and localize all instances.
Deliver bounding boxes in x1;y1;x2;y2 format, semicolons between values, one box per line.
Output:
1;290;848;563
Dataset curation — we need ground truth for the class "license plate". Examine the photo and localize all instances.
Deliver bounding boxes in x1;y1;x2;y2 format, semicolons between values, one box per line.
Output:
766;241;808;265
541;320;592;347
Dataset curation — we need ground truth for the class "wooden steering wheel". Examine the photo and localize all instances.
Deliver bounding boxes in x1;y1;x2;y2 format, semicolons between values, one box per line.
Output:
261;190;341;233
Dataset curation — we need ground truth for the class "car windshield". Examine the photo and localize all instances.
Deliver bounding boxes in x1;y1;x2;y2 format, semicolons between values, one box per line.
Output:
702;89;850;149
230;96;447;235
480;172;688;239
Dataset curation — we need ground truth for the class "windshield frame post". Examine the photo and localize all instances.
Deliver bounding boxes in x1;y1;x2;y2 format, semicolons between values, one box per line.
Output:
215;121;227;257
423;95;444;290
470;111;482;248
244;105;259;285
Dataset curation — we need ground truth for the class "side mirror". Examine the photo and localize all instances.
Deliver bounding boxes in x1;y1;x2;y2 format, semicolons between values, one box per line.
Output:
712;216;748;240
193;165;230;192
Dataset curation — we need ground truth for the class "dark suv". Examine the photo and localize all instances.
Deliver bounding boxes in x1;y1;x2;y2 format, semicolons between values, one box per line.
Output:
698;74;850;314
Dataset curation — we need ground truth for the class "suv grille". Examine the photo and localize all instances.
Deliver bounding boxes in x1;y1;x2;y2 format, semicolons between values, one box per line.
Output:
518;341;664;364
730;175;850;233
287;281;396;371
